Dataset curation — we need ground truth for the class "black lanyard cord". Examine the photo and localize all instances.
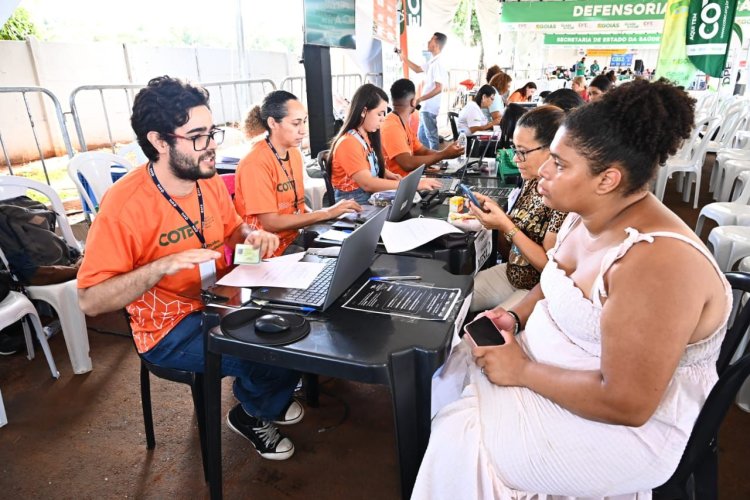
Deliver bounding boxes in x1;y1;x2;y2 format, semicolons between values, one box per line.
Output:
148;162;206;248
265;138;299;213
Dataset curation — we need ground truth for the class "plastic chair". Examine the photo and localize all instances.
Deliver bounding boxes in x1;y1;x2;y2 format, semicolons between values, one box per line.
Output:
128;310;217;482
0;176;91;374
708;225;750;272
302;163;327;211
317;150;336;207
695;177;750;239
0;286;61;427
654;117;721;209
448;112;459;142
715;158;750;203
67;151;134;216
116;141;148;166
653;272;750;500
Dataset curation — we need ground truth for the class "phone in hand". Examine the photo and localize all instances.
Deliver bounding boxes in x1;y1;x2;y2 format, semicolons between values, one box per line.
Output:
464;316;505;347
458;183;485;211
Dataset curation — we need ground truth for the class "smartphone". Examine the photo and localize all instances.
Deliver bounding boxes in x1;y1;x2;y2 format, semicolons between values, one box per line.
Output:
464;316;505;347
458;183;484;210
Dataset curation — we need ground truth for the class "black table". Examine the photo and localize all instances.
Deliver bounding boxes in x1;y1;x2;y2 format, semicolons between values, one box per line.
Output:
203;254;473;499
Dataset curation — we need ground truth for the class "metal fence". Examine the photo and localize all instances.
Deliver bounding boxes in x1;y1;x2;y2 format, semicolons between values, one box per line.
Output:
0;86;75;184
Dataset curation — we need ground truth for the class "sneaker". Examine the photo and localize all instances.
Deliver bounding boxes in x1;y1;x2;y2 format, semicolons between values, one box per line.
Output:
226;404;294;460
273;398;304;426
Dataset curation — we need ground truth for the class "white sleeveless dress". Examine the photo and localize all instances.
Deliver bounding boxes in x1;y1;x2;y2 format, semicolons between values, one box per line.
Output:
413;216;732;500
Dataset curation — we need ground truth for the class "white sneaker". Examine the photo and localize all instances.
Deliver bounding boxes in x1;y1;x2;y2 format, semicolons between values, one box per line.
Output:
273;399;304;426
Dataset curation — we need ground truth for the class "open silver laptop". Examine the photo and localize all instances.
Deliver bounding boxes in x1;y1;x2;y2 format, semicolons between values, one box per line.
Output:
350;165;425;223
251;207;388;311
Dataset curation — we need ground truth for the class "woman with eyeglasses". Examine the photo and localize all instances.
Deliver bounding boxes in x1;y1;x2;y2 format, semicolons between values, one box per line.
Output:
234;90;361;256
330;83;441;204
467;105;567;312
456;84;496;135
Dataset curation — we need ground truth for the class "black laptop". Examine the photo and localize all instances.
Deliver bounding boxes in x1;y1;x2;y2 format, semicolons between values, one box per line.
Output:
252;207;388;311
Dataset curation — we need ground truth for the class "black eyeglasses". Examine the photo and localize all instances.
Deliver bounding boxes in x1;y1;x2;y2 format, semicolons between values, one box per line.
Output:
511;144;547;162
167;128;225;151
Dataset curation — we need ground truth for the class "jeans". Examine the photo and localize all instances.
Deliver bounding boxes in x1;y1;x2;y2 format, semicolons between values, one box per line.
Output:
141;312;300;420
335;187;371;205
418;111;439;150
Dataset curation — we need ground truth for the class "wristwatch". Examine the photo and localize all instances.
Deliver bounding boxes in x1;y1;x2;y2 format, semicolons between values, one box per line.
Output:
505;225;520;242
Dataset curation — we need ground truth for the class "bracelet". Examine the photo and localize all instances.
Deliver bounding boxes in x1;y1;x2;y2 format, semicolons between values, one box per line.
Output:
505;225;520;243
506;310;522;336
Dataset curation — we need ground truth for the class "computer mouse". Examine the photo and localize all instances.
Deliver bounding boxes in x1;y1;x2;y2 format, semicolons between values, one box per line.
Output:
254;313;290;333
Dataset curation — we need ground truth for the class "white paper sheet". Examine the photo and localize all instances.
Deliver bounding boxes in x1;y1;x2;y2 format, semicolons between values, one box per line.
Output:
216;261;326;289
316;229;351;243
263;251;306;263
380;218;463;254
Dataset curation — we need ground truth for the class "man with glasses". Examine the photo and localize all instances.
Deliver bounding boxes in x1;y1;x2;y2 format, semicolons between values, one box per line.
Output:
77;76;303;461
381;78;463;177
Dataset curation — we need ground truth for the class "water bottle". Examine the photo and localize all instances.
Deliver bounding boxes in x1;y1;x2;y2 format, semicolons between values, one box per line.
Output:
457;132;467;163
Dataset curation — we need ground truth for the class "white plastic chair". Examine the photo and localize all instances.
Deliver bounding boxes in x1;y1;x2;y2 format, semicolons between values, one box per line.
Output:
67;151;134;216
0;176;92;374
302;165;327;211
695;178;750;239
708;225;750;272
116;141;148;166
715;157;750;202
654;117;721;209
217;127;245;151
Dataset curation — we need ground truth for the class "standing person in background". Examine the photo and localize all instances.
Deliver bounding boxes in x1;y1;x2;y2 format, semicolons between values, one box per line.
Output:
400;32;448;150
575;57;586;77
508;82;538;103
381;78;463;177
589;59;600;76
329;84;441;203
571;76;589;102
234;91;361;256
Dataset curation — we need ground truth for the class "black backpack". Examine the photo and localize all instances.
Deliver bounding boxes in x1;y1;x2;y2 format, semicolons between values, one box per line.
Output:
0;195;81;285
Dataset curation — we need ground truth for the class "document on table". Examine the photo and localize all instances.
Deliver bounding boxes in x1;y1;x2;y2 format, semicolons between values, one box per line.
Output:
263;251;306;264
342;280;462;321
316;229;351;243
380;218;463;254
216;261;326;289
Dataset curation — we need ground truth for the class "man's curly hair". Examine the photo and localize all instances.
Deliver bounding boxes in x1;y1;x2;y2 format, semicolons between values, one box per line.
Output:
563;78;695;195
131;76;210;162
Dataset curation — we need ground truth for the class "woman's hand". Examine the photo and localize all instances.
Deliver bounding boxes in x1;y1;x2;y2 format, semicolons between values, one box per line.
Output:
385;170;402;181
472;322;531;387
418;178;443;190
322;199;361;219
468;193;514;232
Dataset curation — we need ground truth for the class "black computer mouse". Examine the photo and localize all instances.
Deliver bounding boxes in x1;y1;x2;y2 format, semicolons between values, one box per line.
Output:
254;313;290;333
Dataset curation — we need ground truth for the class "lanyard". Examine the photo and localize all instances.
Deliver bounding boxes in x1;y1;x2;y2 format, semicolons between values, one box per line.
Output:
148;162;206;248
348;129;379;177
393;112;411;148
265;138;299;213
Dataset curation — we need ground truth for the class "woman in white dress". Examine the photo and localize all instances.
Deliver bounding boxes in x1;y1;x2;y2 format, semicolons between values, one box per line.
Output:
456;84;496;135
415;79;731;499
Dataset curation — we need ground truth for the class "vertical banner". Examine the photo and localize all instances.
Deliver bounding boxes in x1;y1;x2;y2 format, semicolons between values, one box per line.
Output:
656;0;698;87
406;0;422;26
373;0;399;45
398;0;409;76
686;0;739;77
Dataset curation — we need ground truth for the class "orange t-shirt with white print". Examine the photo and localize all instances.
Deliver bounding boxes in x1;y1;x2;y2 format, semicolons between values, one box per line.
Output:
234;140;305;256
331;132;372;192
77;164;242;353
381;112;424;178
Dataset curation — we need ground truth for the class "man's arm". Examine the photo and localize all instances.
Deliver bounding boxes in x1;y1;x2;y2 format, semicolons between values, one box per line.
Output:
393;143;463;171
401;53;423;73
417;82;443;104
78;248;221;317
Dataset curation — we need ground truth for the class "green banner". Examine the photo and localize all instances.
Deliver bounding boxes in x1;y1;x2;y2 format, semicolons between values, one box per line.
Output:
686;0;739;77
304;0;356;49
656;0;698;86
544;33;662;44
502;0;668;23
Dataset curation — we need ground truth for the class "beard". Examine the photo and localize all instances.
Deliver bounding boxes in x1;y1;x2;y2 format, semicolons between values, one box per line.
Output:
168;145;216;181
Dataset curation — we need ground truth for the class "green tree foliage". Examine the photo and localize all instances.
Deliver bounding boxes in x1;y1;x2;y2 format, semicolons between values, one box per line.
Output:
451;0;481;47
0;7;38;41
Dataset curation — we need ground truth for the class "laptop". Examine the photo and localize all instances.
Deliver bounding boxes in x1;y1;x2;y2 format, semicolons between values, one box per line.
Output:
252;207;388;311
351;165;425;223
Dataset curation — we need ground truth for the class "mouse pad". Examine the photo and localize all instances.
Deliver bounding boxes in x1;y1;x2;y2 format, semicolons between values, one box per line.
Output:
220;308;310;346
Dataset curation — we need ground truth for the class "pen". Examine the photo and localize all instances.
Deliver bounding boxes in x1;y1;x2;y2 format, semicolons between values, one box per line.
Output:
371;276;422;281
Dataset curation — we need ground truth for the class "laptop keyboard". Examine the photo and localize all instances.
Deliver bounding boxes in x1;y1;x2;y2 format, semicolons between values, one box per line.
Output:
433;178;459;192
472;186;513;198
282;258;337;305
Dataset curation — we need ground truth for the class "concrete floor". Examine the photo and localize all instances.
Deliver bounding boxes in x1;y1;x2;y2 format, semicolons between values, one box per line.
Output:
0;156;749;499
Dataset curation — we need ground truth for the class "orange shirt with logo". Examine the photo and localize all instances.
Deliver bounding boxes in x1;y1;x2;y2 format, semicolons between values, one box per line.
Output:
234;140;305;256
77;165;242;353
381;112;424;178
331;133;372;192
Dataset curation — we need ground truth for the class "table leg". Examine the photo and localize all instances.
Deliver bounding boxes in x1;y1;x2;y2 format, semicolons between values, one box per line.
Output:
388;350;433;499
205;349;223;499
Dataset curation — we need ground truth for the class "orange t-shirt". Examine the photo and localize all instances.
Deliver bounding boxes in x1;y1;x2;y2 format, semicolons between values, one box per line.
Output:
77;164;242;353
234;140;305;256
381;112;424;178
508;91;526;103
331;132;373;192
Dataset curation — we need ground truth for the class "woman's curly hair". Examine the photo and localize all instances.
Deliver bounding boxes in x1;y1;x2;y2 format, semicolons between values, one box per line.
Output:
563;78;695;195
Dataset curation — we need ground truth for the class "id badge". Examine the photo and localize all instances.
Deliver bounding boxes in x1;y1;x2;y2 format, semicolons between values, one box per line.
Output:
199;259;217;289
234;244;261;265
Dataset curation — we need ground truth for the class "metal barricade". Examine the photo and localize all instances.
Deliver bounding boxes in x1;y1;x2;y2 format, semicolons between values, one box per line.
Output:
447;69;480;112
0;86;75;184
364;72;383;88
331;73;363;101
279;76;307;104
199;79;277;126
